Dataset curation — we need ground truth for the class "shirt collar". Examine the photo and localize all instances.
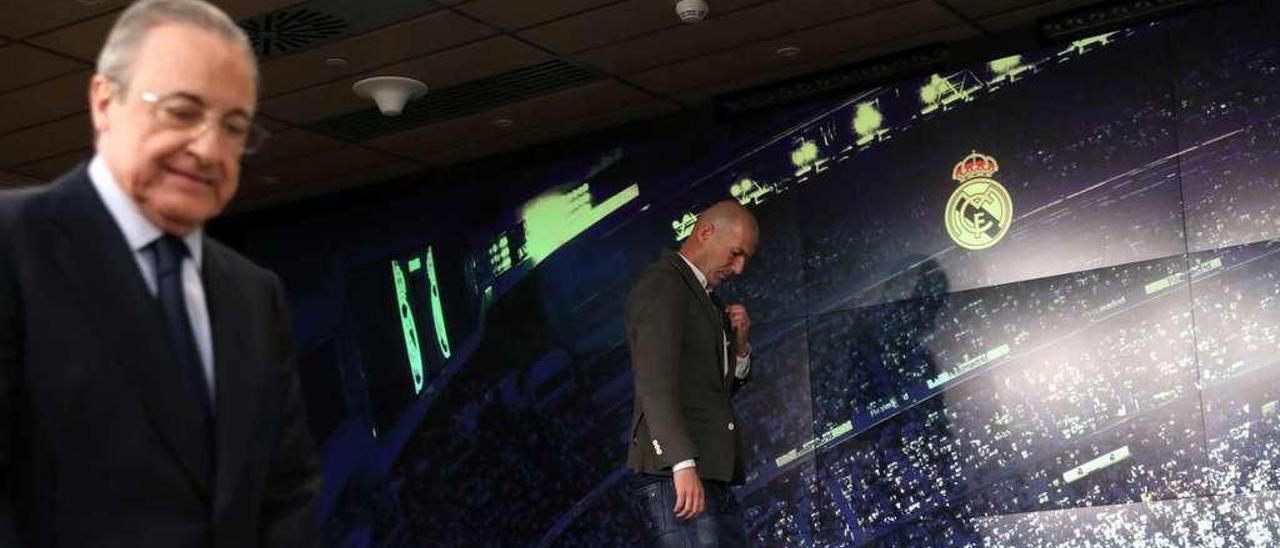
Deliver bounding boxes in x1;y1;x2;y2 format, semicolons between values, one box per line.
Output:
676;251;709;292
88;154;203;269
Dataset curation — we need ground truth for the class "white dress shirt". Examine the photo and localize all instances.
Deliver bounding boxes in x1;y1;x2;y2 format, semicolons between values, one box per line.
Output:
88;155;216;403
673;251;750;473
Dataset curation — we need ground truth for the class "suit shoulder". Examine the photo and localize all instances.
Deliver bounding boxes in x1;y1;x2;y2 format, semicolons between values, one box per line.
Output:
204;237;279;287
628;259;683;302
0;185;54;252
0;185;50;225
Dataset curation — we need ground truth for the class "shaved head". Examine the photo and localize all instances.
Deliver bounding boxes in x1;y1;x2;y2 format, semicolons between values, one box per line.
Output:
692;201;757;238
680;200;759;289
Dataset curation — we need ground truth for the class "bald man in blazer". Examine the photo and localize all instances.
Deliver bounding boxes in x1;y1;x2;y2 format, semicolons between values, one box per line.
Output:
626;201;759;547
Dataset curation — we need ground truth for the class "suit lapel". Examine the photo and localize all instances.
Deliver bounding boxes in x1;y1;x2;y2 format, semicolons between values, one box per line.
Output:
663;251;727;377
709;291;735;391
204;243;261;515
45;169;212;494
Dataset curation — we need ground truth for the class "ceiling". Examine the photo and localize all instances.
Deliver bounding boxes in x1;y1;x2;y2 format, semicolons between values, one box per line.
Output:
0;0;1100;211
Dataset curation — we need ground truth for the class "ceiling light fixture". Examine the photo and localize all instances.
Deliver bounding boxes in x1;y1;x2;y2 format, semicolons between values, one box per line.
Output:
776;45;801;58
675;0;709;23
352;76;428;117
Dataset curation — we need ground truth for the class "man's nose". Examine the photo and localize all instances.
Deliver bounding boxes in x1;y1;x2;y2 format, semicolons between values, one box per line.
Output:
185;122;223;159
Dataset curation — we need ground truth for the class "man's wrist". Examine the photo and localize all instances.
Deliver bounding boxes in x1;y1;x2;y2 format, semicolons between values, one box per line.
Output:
673;459;697;472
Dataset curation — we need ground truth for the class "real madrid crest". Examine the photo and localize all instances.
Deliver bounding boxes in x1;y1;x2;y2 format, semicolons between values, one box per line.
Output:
945;151;1013;250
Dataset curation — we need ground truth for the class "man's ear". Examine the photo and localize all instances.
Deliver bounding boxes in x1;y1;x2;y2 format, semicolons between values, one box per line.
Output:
695;222;716;243
88;74;116;135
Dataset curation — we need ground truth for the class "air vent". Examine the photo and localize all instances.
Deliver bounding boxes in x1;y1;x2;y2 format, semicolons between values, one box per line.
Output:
240;7;349;58
316;59;604;141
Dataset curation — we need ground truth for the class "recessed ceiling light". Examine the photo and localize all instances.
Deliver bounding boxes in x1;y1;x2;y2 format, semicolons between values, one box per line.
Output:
776;46;802;58
324;56;348;68
493;118;515;128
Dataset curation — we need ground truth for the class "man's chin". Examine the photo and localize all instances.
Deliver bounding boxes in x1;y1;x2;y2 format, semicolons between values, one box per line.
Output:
145;199;221;233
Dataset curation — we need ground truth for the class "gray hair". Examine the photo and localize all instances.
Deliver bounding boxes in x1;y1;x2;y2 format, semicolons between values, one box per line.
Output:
96;0;258;95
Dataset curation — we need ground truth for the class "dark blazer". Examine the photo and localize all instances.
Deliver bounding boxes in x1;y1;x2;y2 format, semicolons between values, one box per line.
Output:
626;250;748;484
0;167;321;547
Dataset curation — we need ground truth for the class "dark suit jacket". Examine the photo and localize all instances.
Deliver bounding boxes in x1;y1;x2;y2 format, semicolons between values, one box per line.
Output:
626;250;748;484
0;167;321;547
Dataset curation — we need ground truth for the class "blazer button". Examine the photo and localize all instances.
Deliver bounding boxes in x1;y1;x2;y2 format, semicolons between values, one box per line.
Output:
728;422;735;431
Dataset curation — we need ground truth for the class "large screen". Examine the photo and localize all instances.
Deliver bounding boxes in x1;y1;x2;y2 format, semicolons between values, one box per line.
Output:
267;3;1280;546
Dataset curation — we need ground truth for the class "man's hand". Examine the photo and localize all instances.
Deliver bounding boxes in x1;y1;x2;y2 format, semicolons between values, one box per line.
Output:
726;304;750;356
673;467;705;520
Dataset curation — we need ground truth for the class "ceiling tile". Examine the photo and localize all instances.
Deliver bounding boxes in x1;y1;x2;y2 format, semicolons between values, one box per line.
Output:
946;0;1059;19
675;24;975;101
216;0;309;19
0;114;91;169
0;44;88;92
10;147;91;181
26;11;114;63
366;79;655;162
629;0;960;95
574;4;774;75
978;0;1103;31
576;0;917;75
245;127;350;165
454;0;620;30
260;36;549;124
258;9;496;98
516;0;687;54
0;0;125;39
0;70;90;136
417;99;674;167
490;79;656;128
515;0;804;54
27;0;322;63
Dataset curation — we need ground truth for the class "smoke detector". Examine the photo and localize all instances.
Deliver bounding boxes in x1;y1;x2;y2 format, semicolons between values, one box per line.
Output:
675;0;708;23
352;76;428;117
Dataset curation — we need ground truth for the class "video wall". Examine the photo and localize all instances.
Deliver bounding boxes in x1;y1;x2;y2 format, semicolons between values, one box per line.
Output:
234;2;1280;546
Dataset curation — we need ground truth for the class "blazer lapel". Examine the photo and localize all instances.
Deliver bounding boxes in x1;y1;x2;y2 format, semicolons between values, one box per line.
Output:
203;244;261;516
663;251;728;376
708;291;735;391
45;169;212;494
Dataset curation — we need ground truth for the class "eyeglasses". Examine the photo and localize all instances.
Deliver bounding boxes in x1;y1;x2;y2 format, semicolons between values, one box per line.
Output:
139;90;271;156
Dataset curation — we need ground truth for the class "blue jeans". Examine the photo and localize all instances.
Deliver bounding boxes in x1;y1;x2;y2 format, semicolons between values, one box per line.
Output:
628;473;748;547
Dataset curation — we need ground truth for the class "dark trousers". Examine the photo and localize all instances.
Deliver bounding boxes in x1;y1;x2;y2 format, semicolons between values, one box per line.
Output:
628;473;748;548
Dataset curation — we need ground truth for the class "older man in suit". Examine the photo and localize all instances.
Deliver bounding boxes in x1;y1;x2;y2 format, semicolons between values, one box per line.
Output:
626;200;759;547
0;1;321;546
